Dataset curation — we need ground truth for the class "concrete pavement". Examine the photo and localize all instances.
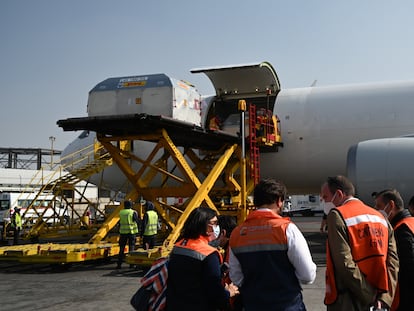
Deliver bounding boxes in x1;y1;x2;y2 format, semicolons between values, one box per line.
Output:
0;216;327;310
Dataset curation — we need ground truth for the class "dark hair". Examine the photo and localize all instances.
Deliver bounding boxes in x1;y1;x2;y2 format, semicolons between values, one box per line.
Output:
124;201;132;209
218;215;237;238
326;175;355;196
182;207;217;239
253;178;287;207
146;201;154;211
408;195;414;207
376;189;404;210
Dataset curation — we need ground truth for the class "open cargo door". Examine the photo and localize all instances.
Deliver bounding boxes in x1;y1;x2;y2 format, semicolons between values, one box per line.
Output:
192;61;283;187
191;61;281;99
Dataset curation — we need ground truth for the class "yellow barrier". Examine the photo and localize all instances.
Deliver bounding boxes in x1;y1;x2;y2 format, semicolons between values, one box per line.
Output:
0;242;170;266
0;243;120;264
126;246;170;266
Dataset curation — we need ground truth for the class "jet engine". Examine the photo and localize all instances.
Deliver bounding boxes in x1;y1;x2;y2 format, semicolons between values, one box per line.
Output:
347;137;414;205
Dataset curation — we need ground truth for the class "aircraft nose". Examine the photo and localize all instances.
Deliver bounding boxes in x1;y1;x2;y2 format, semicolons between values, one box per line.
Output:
60;131;96;167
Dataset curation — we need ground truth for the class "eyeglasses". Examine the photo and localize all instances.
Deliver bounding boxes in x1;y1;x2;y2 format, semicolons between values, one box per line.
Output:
208;219;218;226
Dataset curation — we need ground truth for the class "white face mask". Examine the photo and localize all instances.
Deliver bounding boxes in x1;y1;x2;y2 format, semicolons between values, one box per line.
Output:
379;203;391;219
323;192;337;215
208;224;220;242
212;224;220;239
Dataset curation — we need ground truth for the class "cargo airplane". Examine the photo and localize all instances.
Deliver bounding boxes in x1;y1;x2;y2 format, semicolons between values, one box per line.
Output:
58;61;414;206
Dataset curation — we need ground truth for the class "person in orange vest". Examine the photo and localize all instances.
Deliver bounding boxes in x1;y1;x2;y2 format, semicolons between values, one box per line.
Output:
166;207;239;311
212;215;238;262
214;215;242;311
321;175;399;311
374;189;414;311
229;178;316;310
209;115;222;130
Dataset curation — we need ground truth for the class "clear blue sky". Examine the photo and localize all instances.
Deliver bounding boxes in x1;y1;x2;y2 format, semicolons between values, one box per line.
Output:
2;0;414;151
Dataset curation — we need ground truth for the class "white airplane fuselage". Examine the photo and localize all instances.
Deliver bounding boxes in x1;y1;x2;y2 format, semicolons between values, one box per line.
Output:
264;81;414;200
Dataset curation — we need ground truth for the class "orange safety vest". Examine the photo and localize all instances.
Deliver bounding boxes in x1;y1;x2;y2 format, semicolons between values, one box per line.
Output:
325;200;389;305
389;216;414;311
230;210;290;253
230;210;303;309
173;236;223;264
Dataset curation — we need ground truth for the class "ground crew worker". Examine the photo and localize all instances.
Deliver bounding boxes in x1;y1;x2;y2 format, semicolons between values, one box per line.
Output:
209;115;221;130
167;207;239;310
374;189;414;311
229;178;316;310
11;207;22;245
141;201;158;250
116;200;140;269
321;175;399;311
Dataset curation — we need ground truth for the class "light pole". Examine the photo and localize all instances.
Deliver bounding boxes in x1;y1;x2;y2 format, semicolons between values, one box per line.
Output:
49;136;56;169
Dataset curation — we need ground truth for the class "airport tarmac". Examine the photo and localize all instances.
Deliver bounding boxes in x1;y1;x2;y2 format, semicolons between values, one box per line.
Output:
0;216;327;311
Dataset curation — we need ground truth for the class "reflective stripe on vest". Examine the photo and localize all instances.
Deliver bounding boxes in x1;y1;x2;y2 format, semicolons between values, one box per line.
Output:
144;210;158;236
172;236;222;263
325;200;389;305
230;209;302;308
230;210;290;255
119;209;138;234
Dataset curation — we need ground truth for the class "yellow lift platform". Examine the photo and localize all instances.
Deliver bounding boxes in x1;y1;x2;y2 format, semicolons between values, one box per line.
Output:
56;101;282;266
86;119;249;264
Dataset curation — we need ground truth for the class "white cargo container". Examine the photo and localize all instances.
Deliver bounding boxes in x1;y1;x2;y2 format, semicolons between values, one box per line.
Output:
87;73;202;126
